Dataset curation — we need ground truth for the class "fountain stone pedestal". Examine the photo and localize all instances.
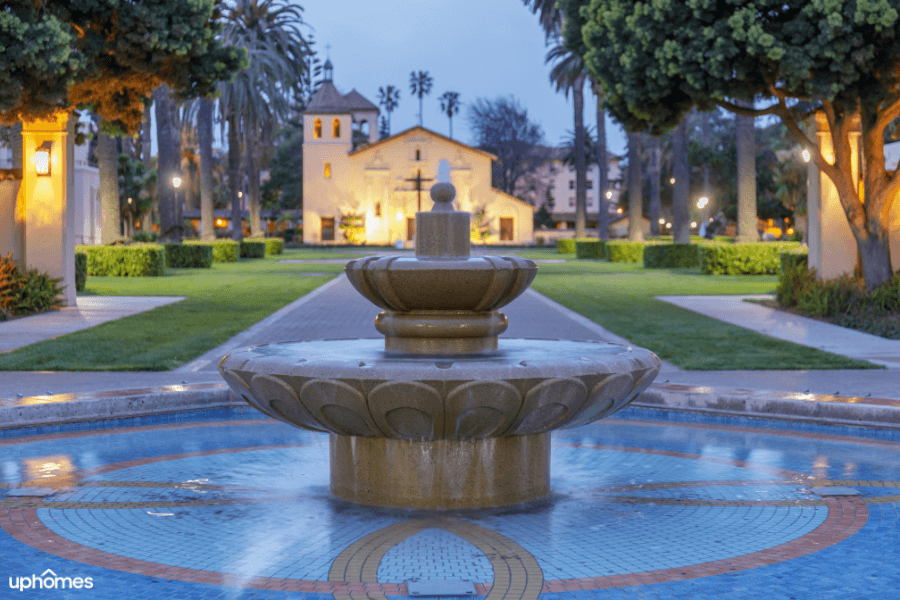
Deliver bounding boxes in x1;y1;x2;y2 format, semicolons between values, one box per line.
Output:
219;182;661;509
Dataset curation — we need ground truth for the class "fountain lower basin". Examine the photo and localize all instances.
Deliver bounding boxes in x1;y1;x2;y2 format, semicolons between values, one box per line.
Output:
219;338;660;508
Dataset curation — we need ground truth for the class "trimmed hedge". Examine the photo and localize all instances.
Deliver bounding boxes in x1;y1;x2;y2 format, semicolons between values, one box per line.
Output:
643;244;700;269
776;251;812;307
76;244;165;277
557;237;595;254
75;252;87;291
240;240;266;258
246;237;284;255
700;242;801;275
606;241;647;263
185;240;239;262
575;240;606;259
163;243;213;268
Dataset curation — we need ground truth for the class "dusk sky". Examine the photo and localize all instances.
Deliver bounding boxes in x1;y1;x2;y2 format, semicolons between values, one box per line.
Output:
298;0;628;155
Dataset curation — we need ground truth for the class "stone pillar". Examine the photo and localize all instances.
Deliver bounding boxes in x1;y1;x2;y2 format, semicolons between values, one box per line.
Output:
807;113;859;280
20;113;76;306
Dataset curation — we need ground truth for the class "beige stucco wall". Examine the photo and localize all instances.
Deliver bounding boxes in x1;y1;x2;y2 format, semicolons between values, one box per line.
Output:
303;112;353;243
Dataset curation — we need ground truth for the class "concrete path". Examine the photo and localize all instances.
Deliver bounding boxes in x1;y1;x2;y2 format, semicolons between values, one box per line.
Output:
0;296;185;353
658;295;900;369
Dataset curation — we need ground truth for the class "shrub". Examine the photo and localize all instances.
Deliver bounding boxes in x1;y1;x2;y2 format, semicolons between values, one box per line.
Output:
606;241;647;263
643;244;700;269
575;240;606;259
557;239;577;254
75;252;87;291
240;240;266;258
76;244;165;277
132;231;158;243
700;242;799;275
776;251;812;306
1;253;63;320
245;237;284;255
163;244;213;268
185;240;239;262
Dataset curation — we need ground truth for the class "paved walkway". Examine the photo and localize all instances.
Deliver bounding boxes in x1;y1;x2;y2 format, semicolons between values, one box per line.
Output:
1;271;899;401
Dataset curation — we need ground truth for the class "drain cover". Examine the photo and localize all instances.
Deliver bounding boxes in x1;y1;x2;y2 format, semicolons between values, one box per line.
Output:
406;579;476;596
811;486;861;496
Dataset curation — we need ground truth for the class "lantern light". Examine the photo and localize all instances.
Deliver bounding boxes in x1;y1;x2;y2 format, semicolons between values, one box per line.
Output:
172;176;182;189
605;190;613;200
801;149;811;163
35;142;52;176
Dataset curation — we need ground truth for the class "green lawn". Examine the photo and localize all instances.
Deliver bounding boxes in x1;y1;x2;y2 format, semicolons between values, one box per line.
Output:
0;249;347;371
0;247;878;371
528;260;878;370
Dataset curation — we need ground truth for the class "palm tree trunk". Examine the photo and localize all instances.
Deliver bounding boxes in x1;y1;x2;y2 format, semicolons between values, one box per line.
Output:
198;97;216;240
592;78;609;241
247;129;262;237
672;118;690;244
627;132;643;241
96;127;120;243
140;103;154;232
228;113;243;242
735;101;757;242
573;74;587;238
154;84;183;243
648;133;661;236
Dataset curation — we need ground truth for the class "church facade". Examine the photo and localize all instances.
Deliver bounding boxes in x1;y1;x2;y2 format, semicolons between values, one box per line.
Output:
302;66;534;245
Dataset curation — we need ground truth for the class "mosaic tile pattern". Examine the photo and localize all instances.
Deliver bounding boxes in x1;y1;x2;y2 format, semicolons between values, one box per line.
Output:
0;412;897;599
377;528;494;583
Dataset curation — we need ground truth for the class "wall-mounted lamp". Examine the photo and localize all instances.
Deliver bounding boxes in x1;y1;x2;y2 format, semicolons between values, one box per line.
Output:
35;141;52;176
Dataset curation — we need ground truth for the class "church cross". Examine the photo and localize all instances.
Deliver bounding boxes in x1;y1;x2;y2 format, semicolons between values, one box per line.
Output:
403;169;435;212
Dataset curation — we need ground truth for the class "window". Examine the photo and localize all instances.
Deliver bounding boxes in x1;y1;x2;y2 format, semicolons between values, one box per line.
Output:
415;148;421;161
569;180;575;190
314;118;322;138
587;179;593;187
321;217;335;241
332;118;340;138
324;163;331;178
569;197;574;207
374;201;381;217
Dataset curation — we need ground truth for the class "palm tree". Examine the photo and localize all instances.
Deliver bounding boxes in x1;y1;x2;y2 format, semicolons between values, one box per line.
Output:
522;0;562;40
590;76;610;240
547;43;588;238
438;91;461;139
409;71;433;127
215;0;308;240
377;85;400;137
198;97;216;240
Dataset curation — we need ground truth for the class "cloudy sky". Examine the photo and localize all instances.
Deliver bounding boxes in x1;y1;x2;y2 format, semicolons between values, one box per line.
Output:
299;0;628;155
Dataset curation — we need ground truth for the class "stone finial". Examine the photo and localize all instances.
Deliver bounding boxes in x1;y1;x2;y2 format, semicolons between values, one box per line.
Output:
430;182;456;212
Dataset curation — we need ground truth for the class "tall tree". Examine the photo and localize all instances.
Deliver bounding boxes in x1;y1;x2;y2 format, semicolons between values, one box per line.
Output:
95;125;120;243
735;100;757;243
547;44;589;238
155;85;183;242
409;71;433;128
377;86;401;137
647;133;661;236
671;118;691;244
467;96;544;196
575;0;900;290
217;0;310;241
627;133;643;241
198;98;216;240
438;92;461;139
592;78;610;240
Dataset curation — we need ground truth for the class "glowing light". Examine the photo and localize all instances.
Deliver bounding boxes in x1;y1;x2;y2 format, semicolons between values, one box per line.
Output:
691;221;697;228
605;190;613;200
238;191;243;198
801;149;811;163
35;147;51;176
127;197;133;204
787;228;795;235
666;222;672;229
658;218;665;224
172;176;182;188
616;207;623;214
396;210;404;221
669;177;675;185
697;196;709;209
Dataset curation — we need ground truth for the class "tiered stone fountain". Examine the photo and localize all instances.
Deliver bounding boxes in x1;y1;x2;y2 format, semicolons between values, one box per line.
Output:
219;182;661;509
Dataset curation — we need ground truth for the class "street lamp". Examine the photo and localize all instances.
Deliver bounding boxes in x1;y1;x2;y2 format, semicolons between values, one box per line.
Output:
697;196;709;209
172;176;182;189
801;149;811;163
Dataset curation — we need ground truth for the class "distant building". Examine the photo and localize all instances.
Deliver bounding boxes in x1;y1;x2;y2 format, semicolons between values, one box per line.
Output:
513;146;623;230
302;61;534;245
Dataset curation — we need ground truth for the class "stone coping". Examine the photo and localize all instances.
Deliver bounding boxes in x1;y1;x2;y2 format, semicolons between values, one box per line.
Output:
1;381;898;433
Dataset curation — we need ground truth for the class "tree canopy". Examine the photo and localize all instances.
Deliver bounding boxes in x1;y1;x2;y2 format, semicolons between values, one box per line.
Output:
0;0;246;133
571;0;900;288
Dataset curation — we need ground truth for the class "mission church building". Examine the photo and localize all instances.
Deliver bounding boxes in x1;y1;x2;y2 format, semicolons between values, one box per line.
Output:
302;62;534;245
